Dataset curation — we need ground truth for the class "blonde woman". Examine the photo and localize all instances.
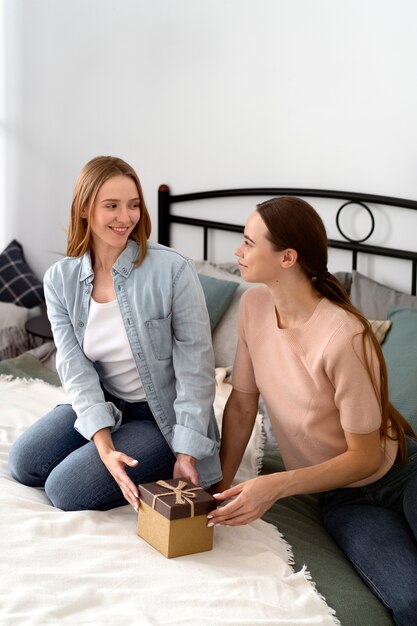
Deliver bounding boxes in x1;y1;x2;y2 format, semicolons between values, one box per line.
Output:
9;156;221;511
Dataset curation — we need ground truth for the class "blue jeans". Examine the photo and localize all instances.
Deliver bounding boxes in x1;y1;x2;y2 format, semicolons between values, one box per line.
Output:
320;436;417;626
8;391;176;511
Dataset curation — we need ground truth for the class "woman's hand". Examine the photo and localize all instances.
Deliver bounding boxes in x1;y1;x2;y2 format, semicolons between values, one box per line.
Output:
208;429;384;526
173;453;200;486
208;474;279;526
93;427;139;511
101;449;140;510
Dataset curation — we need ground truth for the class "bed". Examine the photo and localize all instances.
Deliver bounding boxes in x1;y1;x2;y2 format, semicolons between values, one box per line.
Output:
0;240;340;625
1;188;417;625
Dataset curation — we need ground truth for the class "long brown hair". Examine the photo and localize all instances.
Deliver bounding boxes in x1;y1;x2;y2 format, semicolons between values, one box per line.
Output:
257;196;416;463
66;156;152;266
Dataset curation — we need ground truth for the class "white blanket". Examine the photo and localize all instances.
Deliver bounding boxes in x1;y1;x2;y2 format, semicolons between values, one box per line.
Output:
0;373;339;626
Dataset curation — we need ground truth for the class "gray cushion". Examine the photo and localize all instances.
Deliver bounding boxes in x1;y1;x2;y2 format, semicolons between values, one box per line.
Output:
350;271;417;320
334;271;352;294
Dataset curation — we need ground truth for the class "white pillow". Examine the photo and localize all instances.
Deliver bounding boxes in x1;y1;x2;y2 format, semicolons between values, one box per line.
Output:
0;302;42;360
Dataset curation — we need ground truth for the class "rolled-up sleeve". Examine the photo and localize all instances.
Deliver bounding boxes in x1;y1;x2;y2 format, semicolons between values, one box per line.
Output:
171;425;219;459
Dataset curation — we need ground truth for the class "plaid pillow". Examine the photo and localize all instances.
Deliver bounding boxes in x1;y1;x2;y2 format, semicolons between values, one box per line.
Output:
0;240;45;308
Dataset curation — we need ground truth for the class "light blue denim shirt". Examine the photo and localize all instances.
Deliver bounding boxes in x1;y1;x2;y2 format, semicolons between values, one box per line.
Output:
43;240;221;487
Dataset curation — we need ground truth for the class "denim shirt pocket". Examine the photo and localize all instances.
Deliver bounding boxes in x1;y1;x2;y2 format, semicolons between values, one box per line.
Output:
145;313;173;360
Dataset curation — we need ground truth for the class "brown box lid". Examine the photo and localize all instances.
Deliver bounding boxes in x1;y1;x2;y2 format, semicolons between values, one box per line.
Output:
138;477;216;521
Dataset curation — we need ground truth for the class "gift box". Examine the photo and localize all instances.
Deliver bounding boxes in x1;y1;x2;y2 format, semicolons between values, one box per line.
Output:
137;477;217;558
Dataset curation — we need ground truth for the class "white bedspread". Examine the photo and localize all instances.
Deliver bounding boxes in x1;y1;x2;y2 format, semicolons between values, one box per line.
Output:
0;372;339;626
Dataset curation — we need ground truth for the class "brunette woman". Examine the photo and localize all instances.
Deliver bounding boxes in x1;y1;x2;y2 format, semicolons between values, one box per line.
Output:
209;196;417;626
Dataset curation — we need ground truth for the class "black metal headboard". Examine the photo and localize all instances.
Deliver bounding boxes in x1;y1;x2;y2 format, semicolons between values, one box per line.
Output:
158;186;417;295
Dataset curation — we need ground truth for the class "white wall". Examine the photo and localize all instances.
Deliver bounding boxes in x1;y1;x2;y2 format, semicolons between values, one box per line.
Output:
3;0;417;287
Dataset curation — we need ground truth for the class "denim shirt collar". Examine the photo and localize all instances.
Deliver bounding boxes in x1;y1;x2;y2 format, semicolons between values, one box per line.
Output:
79;240;140;283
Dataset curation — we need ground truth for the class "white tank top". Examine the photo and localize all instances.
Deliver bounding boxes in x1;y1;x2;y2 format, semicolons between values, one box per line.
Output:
83;298;146;402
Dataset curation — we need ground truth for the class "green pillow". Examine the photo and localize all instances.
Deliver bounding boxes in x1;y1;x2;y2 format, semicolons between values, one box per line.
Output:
198;273;239;333
382;305;417;431
0;352;61;386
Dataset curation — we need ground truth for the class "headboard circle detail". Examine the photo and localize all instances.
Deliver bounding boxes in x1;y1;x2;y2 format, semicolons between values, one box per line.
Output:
336;201;375;244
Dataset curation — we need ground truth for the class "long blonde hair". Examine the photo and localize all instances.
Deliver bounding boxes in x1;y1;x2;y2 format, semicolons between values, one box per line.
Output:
257;196;416;463
66;156;152;266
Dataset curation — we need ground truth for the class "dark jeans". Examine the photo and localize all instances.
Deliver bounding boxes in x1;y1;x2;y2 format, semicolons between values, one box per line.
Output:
320;436;417;626
8;391;176;511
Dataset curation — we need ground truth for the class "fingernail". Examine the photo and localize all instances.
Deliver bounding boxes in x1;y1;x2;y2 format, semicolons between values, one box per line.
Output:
207;514;213;519
131;459;139;465
207;522;214;527
212;493;221;497
134;505;138;512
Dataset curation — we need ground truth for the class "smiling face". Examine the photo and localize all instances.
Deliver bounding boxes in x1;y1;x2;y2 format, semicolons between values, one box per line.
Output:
86;175;141;255
235;211;285;284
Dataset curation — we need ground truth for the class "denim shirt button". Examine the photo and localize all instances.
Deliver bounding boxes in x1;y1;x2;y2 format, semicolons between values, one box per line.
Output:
79;321;84;327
